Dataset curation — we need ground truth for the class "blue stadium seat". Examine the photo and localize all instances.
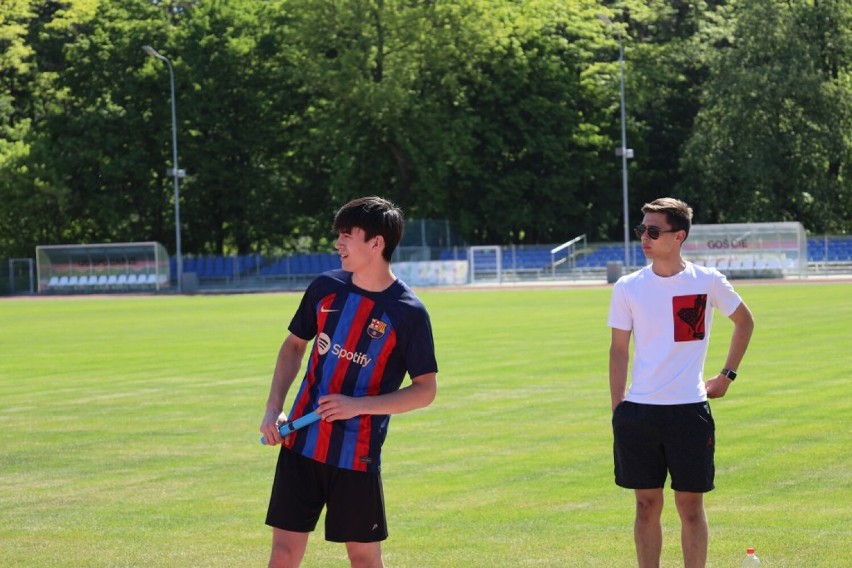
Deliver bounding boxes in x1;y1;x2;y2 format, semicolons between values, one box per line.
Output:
807;237;852;262
261;258;285;276
440;248;465;261
321;253;338;272
307;254;322;274
259;259;273;276
203;256;215;278
212;256;226;278
294;255;311;274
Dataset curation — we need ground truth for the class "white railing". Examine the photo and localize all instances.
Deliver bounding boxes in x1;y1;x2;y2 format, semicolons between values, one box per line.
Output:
550;234;587;277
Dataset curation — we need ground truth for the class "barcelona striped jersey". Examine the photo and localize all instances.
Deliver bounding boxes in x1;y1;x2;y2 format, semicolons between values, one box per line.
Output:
283;269;438;472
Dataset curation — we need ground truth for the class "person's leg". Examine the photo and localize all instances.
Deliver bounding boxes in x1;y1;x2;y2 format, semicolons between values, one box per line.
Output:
266;451;325;567
666;404;714;567
675;491;708;568
345;541;384;568
268;528;310;568
634;488;665;568
325;467;388;544
614;404;668;566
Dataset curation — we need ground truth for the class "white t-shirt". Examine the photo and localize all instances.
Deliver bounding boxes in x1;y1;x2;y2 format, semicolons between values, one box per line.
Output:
607;262;743;405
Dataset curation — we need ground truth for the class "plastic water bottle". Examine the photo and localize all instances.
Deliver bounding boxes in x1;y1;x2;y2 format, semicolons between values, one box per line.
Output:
742;547;761;566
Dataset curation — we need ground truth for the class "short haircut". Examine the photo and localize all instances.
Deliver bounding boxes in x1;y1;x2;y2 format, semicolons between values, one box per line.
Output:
333;196;405;262
641;197;694;239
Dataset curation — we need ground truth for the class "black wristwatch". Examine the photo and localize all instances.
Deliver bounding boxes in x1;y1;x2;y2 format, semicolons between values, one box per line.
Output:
721;368;737;381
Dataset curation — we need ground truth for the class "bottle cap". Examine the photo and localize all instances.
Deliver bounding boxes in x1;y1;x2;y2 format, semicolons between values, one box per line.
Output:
747;548;755;555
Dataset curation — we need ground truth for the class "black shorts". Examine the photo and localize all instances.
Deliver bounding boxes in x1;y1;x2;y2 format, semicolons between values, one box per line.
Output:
612;401;715;493
266;448;388;543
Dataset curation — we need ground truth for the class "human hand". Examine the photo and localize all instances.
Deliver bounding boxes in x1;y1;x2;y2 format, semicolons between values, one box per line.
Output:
317;394;364;422
259;408;289;446
705;375;732;399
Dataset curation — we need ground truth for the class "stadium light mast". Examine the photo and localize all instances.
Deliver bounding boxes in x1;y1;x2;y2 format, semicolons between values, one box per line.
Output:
143;45;185;293
597;14;634;271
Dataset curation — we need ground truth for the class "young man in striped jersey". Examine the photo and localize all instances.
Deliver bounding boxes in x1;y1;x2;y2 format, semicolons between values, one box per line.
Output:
260;196;438;568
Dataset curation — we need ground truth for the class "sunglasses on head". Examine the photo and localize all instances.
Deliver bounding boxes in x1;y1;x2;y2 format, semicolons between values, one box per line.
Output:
634;224;680;240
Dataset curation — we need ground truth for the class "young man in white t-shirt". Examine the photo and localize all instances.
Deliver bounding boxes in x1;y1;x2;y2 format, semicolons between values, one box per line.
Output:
608;198;754;568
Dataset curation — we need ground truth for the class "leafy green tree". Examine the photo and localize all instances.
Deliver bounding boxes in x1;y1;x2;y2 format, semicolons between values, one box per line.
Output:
29;0;175;245
595;0;731;233
278;0;447;226
680;0;852;232
0;0;107;257
281;0;618;245
167;0;306;254
5;0;847;264
444;0;616;243
0;0;33;142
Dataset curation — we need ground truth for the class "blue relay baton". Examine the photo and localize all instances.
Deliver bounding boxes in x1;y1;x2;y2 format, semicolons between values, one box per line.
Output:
260;411;321;445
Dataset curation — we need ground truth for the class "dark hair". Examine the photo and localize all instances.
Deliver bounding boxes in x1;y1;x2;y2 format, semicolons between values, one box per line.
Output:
641;197;694;239
333;196;405;262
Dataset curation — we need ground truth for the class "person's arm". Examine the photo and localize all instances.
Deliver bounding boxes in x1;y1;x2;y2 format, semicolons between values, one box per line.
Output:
706;301;755;398
259;333;309;445
315;372;437;421
609;328;632;412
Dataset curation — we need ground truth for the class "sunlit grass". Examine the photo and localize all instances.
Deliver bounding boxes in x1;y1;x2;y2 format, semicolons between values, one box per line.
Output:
1;282;849;566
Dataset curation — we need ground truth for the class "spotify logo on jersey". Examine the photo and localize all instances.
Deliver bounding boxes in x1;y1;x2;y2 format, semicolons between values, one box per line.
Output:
317;333;331;355
315;332;372;367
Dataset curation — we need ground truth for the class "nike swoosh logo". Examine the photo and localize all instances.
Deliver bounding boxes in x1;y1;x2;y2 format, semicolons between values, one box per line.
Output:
320;307;339;313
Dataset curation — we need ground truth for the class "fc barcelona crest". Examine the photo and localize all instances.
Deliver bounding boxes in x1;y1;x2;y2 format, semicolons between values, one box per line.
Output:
367;318;387;339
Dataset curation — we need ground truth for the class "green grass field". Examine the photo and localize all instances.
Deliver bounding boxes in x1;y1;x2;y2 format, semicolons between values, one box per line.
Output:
1;282;850;567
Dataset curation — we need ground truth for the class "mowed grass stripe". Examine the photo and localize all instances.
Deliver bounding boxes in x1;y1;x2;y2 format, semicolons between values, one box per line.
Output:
1;282;849;566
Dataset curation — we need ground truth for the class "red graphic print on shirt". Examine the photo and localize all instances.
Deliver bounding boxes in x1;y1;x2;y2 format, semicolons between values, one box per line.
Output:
673;294;707;341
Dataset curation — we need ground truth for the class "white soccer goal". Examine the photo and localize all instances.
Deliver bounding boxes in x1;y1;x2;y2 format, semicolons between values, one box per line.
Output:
469;246;501;284
7;258;35;295
36;242;171;293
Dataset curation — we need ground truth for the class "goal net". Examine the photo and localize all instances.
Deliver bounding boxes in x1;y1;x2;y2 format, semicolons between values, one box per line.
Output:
469;246;502;284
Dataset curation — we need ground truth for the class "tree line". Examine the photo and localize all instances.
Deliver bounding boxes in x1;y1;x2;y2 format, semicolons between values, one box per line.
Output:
1;0;850;259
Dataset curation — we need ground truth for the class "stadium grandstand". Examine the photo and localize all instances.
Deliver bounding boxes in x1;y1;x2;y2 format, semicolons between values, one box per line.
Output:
3;234;851;296
165;234;852;288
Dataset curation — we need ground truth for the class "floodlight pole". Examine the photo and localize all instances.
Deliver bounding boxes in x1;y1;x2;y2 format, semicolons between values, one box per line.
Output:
597;15;633;271
143;45;183;293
